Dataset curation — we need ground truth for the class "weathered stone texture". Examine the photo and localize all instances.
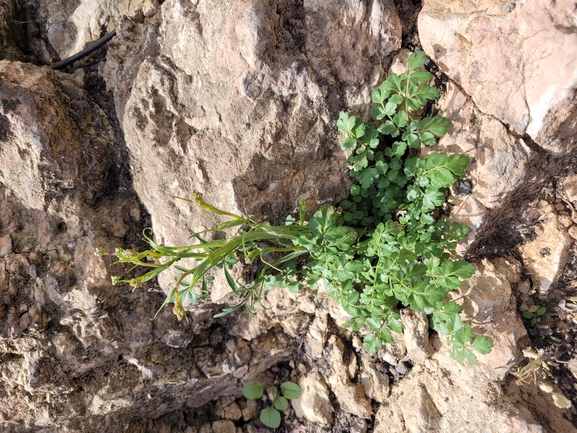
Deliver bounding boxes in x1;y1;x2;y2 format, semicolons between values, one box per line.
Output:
419;0;577;153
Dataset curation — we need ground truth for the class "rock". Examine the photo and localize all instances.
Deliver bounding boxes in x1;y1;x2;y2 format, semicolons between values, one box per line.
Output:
0;61;114;212
101;0;402;298
305;313;328;359
223;401;242;422
241;398;258;422
325;335;372;418
373;358;546;433
401;309;431;365
438;82;532;210
419;0;577;152
0;234;12;257
360;357;390;403
561;173;577;212
0;59;298;430
457;259;527;379
520;201;572;291
211;420;236;433
30;0;159;60
292;372;333;426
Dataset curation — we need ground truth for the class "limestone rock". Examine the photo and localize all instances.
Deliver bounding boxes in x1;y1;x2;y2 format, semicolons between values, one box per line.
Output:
325;335;372;418
211;420;236;433
360;357;390;403
305;312;328;359
438;82;532;210
292;372;333;426
520;201;572;291
29;0;159;60
0;59;298;432
373;359;546;433
102;0;401;298
457;259;527;379
401;309;431;365
0;61;114;212
419;0;577;152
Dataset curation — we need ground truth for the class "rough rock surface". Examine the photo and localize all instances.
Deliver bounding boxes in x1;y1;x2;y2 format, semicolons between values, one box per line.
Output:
0;61;295;432
0;0;576;432
419;0;577;153
29;0;159;60
100;0;402;298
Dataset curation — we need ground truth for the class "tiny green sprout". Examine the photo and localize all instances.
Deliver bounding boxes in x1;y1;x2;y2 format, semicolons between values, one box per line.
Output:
242;381;302;429
519;303;546;325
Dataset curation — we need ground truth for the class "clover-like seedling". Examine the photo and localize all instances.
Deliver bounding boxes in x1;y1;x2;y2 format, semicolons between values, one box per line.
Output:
519;303;546;325
242;381;302;429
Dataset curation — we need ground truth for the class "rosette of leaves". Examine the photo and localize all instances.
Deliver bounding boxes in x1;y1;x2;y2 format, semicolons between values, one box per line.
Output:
242;381;302;429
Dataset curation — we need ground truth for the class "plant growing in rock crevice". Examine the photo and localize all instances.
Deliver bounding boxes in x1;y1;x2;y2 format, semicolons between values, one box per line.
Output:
242;381;302;429
104;52;493;365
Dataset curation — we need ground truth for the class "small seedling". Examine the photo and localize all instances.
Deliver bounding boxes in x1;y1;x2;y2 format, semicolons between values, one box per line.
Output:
242;381;302;429
519;303;546;325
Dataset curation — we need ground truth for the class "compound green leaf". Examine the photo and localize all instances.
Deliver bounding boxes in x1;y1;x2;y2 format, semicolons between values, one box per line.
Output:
407;51;428;70
380;327;393;343
387;312;403;333
419;115;452;137
358;167;379;189
414;84;440;101
342;137;357;151
422;188;446;209
372;88;389;104
446;154;470;178
392;141;408;156
352;317;365;331
365;317;382;332
337;111;356;134
410;70;432;84
370;106;387;120
471;335;494;354
393;110;409;128
353;120;366;139
452;325;473;346
389;94;405;105
364;334;383;353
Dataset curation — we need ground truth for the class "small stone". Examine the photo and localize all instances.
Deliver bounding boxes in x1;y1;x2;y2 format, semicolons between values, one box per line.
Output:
401;310;431;365
224;401;242;421
242;398;258;421
350;417;368;433
0;234;12;257
330;382;372;418
292;372;333;425
348;354;358;380
517;280;531;294
211;420;236;433
199;424;213;433
520;205;572;291
360;361;390;403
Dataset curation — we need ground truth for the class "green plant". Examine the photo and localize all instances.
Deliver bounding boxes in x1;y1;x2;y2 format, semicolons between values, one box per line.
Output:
103;51;492;365
519;303;546;325
242;381;302;429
